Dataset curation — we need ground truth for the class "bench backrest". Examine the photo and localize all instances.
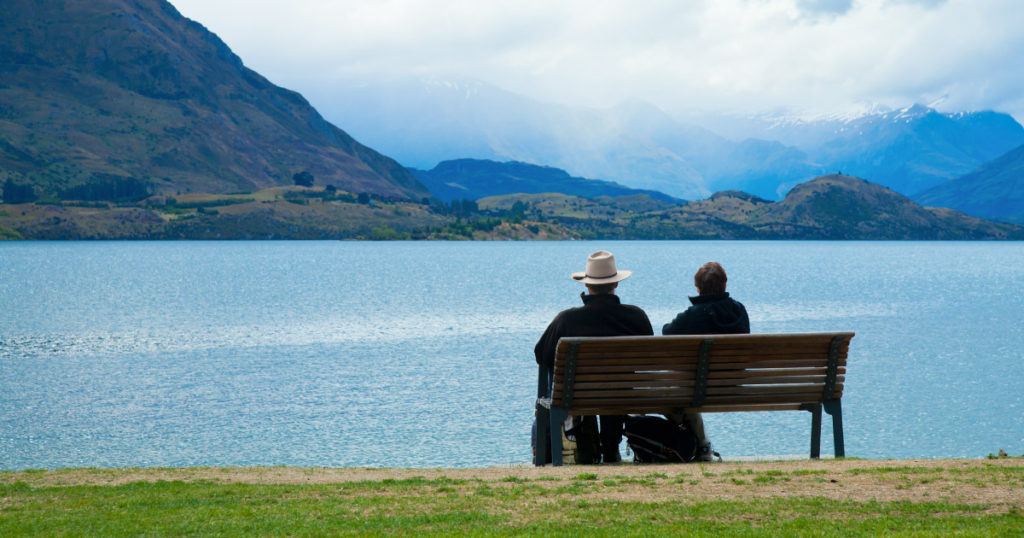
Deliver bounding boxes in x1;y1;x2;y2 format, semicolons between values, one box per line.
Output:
548;332;853;415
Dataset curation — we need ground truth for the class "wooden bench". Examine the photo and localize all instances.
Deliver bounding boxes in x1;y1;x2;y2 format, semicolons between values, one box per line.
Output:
534;332;854;466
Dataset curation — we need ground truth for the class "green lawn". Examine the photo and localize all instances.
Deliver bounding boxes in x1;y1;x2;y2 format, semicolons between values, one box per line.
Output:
2;460;1022;536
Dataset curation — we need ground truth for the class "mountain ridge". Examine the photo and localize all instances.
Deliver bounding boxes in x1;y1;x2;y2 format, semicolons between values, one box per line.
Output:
409;159;684;203
914;143;1024;225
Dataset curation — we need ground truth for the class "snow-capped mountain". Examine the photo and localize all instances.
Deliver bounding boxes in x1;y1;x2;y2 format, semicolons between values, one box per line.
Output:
309;76;1024;200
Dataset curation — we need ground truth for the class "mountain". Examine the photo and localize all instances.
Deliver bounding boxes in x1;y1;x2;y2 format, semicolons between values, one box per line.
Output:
914;143;1024;224
309;77;712;199
313;76;1024;201
803;106;1024;196
409;159;683;203
0;0;430;201
637;104;1024;198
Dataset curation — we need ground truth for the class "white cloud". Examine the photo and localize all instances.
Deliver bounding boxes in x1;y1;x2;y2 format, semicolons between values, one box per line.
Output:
168;0;1024;121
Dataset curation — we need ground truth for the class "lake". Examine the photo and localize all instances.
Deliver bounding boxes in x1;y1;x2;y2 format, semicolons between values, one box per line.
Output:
2;240;1023;469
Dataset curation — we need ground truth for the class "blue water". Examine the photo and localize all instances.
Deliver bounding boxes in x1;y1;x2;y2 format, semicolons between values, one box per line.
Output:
2;240;1023;469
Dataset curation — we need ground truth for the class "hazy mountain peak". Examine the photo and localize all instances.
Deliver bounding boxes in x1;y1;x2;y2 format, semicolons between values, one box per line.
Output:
890;103;935;120
420;76;489;99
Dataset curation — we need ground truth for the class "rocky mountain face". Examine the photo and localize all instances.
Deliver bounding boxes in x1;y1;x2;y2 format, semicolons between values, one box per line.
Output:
409;159;683;203
317;77;1024;203
914;143;1024;225
0;0;430;200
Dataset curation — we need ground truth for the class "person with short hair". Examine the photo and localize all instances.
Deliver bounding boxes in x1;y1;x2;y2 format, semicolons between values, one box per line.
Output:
535;250;653;463
663;261;749;335
663;261;750;460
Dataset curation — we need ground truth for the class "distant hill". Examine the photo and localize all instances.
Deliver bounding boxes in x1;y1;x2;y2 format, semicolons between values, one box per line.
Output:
914;143;1024;225
480;175;1023;240
737;174;1019;239
409;159;683;203
0;0;430;201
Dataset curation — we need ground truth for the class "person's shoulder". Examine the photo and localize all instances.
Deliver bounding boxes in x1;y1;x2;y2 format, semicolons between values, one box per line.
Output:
549;303;587;323
728;296;748;310
662;308;696;334
619;302;650;316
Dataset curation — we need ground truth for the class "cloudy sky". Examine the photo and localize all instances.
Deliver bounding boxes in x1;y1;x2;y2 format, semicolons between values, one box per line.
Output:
168;0;1024;121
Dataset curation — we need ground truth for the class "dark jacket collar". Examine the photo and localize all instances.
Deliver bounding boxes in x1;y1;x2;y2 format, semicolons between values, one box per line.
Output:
581;292;622;306
689;292;730;305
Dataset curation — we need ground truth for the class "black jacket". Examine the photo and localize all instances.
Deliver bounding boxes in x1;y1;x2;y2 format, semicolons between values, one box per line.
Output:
535;293;653;374
662;292;750;335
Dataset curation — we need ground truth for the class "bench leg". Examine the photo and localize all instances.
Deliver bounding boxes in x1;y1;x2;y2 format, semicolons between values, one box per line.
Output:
549;408;568;466
534;406;549;467
809;403;822;459
824;399;845;458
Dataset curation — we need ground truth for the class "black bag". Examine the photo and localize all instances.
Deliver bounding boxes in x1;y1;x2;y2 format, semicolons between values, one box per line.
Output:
531;415;601;464
565;415;601;464
623;415;699;463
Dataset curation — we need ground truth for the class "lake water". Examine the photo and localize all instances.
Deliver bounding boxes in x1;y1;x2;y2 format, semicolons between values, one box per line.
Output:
2;240;1023;469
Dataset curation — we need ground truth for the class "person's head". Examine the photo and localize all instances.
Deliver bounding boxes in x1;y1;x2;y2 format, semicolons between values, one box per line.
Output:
694;261;727;295
571;250;631;294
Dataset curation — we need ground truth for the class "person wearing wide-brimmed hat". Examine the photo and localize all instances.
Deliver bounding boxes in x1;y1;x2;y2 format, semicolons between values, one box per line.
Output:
534;250;653;463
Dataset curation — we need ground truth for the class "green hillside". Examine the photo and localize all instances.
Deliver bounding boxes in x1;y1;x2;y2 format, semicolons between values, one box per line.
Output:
0;0;430;202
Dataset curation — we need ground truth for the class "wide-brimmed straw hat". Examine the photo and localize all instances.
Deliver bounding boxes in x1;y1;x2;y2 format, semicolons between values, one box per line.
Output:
571;250;632;284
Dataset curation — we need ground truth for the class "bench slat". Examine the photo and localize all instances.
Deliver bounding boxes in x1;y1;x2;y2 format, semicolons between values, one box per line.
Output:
699;403;807;413
709;375;842;386
710;359;842;369
557;333;852;347
557;375;844;388
571;372;699;382
568;380;699;390
710;368;845;379
707;384;843;396
557;359;843;376
561;394;837;411
561;344;847;356
559;346;850;359
554;383;844;399
563;368;845;380
565;403;818;415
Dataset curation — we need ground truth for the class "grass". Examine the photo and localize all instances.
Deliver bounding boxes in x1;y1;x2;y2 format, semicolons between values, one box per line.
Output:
2;459;1023;536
